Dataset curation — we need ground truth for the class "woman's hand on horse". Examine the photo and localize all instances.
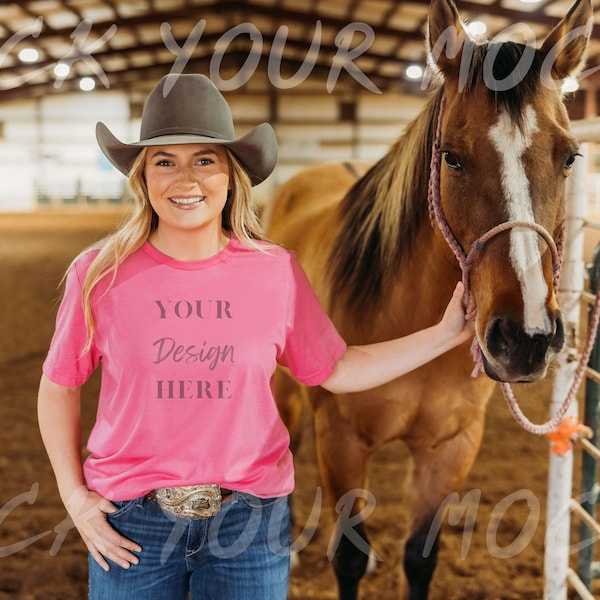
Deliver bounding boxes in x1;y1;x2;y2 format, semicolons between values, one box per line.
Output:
440;281;476;345
65;486;142;571
321;281;477;394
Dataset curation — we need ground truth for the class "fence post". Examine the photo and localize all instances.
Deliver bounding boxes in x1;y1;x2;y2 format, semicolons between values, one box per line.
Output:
544;145;588;599
578;241;600;587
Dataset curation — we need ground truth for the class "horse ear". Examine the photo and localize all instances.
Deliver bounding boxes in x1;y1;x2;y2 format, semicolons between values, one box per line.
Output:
540;0;592;79
426;0;470;78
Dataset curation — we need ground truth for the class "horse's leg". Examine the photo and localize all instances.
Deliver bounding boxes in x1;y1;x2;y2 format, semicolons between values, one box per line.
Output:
404;415;485;600
313;400;373;600
403;513;440;600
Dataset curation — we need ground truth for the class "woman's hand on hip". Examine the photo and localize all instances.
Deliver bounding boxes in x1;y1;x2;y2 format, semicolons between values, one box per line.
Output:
65;486;142;571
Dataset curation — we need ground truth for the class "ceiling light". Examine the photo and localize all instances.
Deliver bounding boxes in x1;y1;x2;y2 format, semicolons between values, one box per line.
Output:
406;65;424;80
79;77;96;91
18;48;39;63
54;63;70;77
467;21;487;37
561;76;579;93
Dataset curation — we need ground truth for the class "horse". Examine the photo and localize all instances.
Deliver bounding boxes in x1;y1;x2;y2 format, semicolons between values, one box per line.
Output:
264;0;592;597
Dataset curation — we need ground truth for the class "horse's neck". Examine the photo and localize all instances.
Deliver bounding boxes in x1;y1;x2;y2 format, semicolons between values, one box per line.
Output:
389;226;462;334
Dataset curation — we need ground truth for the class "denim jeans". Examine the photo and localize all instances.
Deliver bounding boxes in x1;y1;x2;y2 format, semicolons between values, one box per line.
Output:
88;492;291;600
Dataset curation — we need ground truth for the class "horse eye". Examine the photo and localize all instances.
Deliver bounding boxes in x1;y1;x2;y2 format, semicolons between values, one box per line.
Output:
443;151;462;171
565;152;581;170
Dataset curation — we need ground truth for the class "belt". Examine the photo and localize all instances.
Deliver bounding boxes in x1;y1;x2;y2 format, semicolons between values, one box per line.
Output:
146;484;234;519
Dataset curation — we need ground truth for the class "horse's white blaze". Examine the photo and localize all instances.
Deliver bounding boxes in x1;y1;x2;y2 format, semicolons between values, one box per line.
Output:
489;105;551;335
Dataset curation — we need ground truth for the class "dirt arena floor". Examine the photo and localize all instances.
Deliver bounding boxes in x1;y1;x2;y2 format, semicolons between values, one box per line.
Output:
1;209;598;599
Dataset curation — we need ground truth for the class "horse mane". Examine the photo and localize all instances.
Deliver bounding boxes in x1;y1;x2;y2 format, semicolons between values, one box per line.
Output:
464;41;545;128
326;89;442;315
327;40;544;316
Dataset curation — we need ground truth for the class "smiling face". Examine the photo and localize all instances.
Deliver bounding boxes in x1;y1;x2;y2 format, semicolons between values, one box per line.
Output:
144;143;230;239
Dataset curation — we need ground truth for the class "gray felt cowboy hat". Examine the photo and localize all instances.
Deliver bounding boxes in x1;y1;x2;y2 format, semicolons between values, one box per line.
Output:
96;74;278;185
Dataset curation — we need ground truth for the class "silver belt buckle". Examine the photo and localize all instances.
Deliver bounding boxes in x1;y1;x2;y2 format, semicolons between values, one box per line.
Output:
154;484;222;519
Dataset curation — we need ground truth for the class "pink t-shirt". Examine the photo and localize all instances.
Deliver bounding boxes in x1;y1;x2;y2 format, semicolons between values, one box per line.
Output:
43;237;346;500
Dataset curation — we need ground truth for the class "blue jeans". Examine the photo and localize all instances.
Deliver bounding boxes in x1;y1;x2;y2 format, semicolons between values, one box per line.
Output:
88;492;291;600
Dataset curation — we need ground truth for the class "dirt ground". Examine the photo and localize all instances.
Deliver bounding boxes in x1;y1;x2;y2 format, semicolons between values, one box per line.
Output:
1;209;598;600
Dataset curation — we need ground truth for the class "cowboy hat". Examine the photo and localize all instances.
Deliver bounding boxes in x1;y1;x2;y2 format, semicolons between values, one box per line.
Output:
96;74;278;185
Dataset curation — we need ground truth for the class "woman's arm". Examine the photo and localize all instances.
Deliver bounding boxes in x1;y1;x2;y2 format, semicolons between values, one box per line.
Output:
37;375;86;503
321;282;475;394
37;375;141;571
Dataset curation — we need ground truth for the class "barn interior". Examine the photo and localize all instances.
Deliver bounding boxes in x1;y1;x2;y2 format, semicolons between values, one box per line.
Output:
2;1;600;599
0;0;598;210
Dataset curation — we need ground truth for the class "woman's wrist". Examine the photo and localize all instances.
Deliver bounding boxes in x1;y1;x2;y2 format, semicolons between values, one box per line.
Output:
61;482;89;512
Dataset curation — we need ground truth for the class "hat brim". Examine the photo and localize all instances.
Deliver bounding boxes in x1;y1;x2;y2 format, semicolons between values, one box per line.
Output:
96;122;278;186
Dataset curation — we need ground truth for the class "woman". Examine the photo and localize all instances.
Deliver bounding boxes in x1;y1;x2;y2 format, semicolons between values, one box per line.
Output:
38;74;475;600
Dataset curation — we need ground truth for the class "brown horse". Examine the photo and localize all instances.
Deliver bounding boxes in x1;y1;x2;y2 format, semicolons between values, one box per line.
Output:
265;0;592;598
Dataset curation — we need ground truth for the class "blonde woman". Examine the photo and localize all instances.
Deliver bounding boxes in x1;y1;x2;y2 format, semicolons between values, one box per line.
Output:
38;74;475;600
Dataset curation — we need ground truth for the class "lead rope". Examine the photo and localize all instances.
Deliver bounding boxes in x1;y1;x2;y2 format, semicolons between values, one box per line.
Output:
427;94;600;435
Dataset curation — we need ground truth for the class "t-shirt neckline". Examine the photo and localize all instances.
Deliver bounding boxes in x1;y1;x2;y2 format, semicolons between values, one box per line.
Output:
142;235;238;270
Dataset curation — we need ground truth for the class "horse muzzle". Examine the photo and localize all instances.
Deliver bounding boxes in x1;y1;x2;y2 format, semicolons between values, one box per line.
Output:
480;310;565;382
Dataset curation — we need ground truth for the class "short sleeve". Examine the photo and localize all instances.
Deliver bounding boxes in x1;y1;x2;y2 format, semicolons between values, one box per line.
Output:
42;256;100;387
278;254;346;386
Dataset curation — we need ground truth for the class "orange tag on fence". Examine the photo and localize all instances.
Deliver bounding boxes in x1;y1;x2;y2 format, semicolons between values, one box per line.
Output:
546;417;593;455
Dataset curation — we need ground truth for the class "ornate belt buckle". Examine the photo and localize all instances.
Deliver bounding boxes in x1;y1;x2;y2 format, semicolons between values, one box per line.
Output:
154;484;222;519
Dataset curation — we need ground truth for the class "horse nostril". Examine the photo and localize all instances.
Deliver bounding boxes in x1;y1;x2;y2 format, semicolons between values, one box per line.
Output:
552;314;565;353
487;318;506;356
486;317;523;356
487;316;555;357
485;313;563;379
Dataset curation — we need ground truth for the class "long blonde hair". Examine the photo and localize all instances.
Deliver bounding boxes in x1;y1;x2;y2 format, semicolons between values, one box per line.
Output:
77;146;267;352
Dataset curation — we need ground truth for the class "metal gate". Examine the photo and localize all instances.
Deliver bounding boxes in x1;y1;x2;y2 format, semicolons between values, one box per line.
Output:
545;117;600;600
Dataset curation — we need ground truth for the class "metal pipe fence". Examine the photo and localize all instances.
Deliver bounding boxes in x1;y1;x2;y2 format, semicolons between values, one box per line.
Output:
545;122;600;599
